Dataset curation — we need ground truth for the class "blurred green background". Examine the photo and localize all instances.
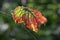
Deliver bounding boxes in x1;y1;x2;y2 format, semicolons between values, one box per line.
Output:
0;0;60;40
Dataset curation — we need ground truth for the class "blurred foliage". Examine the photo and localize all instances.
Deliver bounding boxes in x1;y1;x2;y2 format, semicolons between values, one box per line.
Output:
0;0;60;40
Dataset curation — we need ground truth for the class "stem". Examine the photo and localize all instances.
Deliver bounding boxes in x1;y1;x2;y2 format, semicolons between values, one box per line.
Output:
23;26;38;40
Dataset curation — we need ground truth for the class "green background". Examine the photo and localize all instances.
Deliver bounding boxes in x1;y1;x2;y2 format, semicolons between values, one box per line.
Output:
0;0;60;40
